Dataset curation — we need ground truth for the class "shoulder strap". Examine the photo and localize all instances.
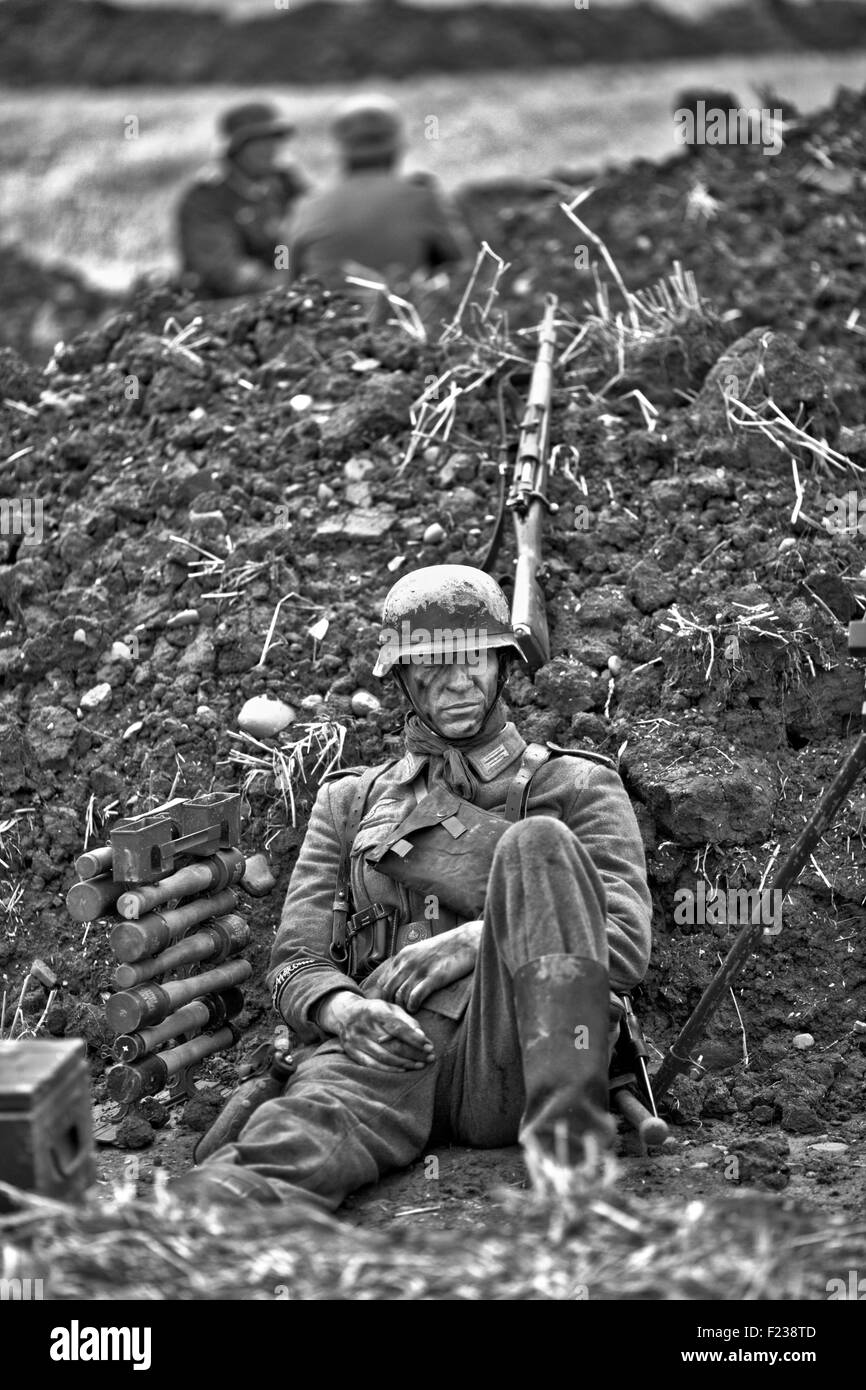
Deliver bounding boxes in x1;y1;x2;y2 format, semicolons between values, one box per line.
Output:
546;741;616;771
504;742;551;823
329;760;397;964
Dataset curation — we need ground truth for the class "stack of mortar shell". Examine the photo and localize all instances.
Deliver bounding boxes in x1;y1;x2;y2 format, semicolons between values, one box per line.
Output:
66;845;252;1106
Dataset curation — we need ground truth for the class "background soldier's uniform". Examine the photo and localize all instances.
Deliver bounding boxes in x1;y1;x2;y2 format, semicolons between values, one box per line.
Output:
178;164;309;298
197;718;653;1210
289;170;466;287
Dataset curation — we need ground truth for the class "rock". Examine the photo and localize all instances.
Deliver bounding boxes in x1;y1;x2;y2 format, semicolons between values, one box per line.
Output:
317;482;335;503
345;481;374;508
177;630;215;673
166;608;200;629
808;1142;849;1157
115;1115;154;1150
534;657;599;715
693;327;839;453
781;1102;822;1135
449;486;481;512
387;554;406;572
79;682;112;712
22;615;103;675
751;1105;775;1124
627;559;677;614
576;586;636;626
110;640;133;662
26;704;78;768
316;507;395;541
351;690;382;717
0;722;34;790
607;655;623;676
289;394;312;411
422;522;447;545
241;851;277;897
299;693;325;711
441;451;476;484
647;478;683;514
627;756;774;846
135;1098;169;1130
182;1092;223;1133
684;467;735;505
792;1032;815;1050
238;695;295;739
321;374;414;456
344;457;376;482
729;1136;791;1191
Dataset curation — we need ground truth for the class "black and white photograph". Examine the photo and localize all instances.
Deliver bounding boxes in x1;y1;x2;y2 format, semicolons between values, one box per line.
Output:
1;0;866;1332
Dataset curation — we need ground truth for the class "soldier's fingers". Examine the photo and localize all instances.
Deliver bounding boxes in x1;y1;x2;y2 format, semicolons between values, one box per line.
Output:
377;1034;430;1064
353;1040;426;1070
406;980;436;1013
381;1013;434;1051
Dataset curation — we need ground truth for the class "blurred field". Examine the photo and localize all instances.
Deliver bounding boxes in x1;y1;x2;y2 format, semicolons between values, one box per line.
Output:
1;52;864;290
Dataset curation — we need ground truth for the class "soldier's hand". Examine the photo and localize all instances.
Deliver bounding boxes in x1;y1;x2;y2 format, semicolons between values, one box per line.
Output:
374;921;483;1014
324;994;434;1072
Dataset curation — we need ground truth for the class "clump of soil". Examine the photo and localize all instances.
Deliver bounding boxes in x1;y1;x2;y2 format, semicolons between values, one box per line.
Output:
1;83;865;1219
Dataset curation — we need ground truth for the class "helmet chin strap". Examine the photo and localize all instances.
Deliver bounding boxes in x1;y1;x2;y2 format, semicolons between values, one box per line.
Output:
392;654;513;746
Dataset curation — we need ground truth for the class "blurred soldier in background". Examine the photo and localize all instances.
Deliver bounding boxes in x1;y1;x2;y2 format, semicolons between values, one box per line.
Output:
177;102;311;299
289;94;470;294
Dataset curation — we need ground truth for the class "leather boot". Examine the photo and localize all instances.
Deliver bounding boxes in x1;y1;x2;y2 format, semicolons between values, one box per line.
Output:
513;954;615;1166
167;1164;281;1208
166;1164;341;1228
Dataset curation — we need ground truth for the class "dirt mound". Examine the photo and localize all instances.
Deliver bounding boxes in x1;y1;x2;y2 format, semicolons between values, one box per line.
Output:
2;0;865;87
0;244;114;364
1;84;865;1172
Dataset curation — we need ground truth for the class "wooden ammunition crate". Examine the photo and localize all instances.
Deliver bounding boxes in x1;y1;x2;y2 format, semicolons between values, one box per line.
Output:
0;1039;96;1210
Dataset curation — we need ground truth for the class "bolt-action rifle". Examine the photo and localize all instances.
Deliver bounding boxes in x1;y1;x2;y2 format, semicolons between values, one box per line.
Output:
506;293;559;673
482;296;668;1147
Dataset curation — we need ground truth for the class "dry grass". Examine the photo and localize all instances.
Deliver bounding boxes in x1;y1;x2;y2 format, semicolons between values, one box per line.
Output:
2;1155;864;1300
224;720;347;840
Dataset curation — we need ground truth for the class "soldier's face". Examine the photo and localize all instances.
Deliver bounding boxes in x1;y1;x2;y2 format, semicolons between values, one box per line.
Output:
402;651;499;739
235;135;283;177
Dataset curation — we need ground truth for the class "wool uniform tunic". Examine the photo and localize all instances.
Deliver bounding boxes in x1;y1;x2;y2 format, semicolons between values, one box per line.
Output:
201;718;653;1209
288;170;466;288
268;719;652;1042
177;163;309;298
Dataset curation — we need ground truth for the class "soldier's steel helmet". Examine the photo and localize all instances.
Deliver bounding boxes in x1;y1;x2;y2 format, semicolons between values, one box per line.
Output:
221;102;296;157
373;565;524;678
332;94;404;161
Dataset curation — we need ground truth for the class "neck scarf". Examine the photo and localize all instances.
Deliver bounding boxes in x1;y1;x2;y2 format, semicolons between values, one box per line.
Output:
403;701;507;800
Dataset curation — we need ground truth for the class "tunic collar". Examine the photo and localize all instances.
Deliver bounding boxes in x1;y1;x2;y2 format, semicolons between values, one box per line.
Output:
391;720;526;786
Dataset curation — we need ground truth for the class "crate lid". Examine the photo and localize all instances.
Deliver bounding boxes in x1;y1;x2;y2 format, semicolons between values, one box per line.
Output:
0;1040;87;1110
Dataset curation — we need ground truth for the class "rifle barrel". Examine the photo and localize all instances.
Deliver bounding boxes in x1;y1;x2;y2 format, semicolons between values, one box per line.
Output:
509;294;558;672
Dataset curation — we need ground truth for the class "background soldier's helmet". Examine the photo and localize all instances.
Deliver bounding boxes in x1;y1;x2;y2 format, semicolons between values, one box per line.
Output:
331;94;404;162
373;565;525;678
220;102;296;157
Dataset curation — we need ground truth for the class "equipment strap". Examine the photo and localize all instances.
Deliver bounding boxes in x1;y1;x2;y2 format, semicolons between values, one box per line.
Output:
329;760;396;965
504;742;551;821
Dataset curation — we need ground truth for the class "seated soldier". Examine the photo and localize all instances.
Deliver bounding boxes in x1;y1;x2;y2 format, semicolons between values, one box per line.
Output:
288;94;470;293
177;102;311;299
173;566;652;1210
